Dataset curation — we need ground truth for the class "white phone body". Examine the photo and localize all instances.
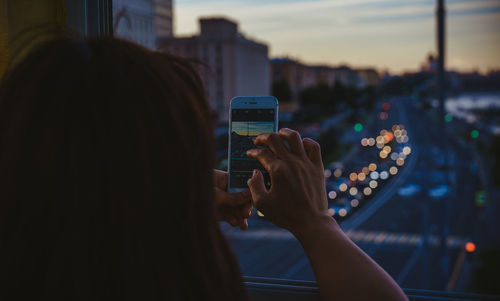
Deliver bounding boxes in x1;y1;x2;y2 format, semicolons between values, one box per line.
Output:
227;96;278;193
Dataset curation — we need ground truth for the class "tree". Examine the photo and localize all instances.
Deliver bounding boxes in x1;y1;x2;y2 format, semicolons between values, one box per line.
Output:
272;80;292;102
299;83;330;106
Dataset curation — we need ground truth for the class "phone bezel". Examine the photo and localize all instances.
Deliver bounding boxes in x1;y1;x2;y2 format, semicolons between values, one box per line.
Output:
227;96;279;193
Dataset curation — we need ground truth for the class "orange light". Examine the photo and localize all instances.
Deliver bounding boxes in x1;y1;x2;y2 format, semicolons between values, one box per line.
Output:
385;132;394;142
465;242;476;253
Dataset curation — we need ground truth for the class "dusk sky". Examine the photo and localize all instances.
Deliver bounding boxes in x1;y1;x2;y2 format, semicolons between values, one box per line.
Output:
175;0;500;74
232;121;275;136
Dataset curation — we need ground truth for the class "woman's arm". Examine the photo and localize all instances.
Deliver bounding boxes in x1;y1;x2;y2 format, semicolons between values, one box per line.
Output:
293;214;407;301
246;128;408;301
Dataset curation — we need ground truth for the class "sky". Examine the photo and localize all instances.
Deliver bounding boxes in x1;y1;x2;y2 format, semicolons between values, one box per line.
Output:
232;121;275;136
175;0;500;74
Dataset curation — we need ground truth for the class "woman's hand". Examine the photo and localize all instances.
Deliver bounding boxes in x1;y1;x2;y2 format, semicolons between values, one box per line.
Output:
246;128;330;234
246;130;409;301
213;170;253;230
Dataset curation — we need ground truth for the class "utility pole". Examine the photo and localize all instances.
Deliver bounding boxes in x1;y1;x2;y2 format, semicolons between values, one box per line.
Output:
437;0;450;289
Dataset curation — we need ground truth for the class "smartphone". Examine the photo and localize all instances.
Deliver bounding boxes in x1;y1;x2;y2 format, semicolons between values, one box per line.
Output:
227;96;278;193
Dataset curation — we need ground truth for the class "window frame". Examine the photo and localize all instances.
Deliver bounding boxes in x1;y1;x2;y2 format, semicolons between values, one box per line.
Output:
66;0;113;37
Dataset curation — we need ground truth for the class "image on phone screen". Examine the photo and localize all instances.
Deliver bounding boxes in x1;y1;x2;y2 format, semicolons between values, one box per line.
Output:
229;108;274;189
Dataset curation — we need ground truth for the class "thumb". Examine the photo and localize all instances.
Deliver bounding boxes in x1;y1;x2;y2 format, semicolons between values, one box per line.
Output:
215;188;251;206
247;169;268;209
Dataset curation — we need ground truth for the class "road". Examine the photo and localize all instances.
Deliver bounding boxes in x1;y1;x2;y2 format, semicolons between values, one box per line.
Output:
222;96;482;291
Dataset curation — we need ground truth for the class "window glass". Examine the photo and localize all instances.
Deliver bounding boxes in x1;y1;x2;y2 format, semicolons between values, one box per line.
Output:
111;0;500;296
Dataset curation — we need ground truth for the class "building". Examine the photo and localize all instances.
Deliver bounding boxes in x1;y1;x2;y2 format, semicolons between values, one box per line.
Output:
159;17;270;122
421;53;438;73
153;0;173;41
271;58;380;105
113;0;155;49
357;68;380;87
270;58;305;104
113;0;173;49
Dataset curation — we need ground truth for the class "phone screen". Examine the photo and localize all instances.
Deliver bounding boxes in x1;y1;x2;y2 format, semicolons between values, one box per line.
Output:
229;108;274;189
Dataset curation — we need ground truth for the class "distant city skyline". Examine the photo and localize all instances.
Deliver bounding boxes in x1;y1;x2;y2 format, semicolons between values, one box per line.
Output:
175;0;500;74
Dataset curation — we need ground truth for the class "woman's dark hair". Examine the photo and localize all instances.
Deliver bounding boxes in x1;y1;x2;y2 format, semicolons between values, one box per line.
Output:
0;36;246;300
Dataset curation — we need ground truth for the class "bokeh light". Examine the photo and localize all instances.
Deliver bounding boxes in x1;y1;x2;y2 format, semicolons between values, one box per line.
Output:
354;123;363;132
465;241;476;253
390;152;399;160
389;166;398;175
362;167;370;175
378;112;388;120
328;208;335;216
349;187;358;196
363;187;372;196
444;114;453;123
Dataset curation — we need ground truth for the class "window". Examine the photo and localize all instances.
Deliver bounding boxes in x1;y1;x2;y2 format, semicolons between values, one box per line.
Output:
171;0;500;297
9;0;497;298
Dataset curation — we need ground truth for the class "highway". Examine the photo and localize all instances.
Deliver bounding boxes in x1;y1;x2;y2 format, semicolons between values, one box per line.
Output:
222;96;482;291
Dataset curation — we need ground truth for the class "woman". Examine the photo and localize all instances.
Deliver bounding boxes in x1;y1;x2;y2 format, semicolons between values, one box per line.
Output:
0;35;407;300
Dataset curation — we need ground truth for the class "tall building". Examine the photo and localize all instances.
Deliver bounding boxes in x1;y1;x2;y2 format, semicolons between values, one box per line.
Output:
153;0;173;41
159;17;270;122
113;0;173;49
113;0;156;49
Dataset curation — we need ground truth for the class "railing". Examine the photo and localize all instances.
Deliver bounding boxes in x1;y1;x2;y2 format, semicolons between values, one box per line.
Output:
244;276;500;301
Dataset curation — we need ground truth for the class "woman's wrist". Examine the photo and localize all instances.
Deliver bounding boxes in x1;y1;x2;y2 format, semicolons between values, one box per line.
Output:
290;211;340;242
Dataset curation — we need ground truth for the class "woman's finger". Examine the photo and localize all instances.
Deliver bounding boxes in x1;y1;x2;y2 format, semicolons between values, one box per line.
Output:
247;169;268;212
241;202;253;219
302;138;323;167
213;169;228;190
278;128;306;158
215;188;251;206
246;148;278;173
254;132;290;158
239;218;249;230
228;217;239;227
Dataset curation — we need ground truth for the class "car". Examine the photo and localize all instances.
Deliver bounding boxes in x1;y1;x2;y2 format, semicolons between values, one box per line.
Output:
428;184;450;199
397;184;421;197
